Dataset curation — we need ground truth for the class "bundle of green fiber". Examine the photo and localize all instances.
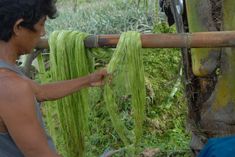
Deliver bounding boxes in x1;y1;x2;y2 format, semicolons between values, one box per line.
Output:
49;30;93;157
104;31;146;155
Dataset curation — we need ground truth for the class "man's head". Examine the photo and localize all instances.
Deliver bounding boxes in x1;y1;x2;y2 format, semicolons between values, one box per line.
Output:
0;0;57;42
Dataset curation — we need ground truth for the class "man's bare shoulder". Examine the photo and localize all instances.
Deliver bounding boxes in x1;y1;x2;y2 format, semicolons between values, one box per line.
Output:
0;70;34;107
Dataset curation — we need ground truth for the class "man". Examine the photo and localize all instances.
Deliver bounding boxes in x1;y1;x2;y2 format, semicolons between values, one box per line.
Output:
0;0;108;156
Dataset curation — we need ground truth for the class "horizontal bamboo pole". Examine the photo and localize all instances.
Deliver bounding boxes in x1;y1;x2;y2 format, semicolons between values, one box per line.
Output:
36;31;235;49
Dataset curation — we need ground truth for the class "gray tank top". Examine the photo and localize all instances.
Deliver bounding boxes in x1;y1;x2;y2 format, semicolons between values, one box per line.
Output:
0;59;55;157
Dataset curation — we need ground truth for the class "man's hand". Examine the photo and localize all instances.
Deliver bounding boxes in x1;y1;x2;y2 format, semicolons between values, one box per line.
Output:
88;68;109;87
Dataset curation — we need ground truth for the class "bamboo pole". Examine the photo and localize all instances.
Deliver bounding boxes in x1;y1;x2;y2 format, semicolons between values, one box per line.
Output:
36;31;235;49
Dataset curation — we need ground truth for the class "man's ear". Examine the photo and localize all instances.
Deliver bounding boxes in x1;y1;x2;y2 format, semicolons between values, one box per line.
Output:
13;18;24;36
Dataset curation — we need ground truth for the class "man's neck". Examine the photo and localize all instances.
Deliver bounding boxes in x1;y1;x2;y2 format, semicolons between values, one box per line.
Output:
0;41;18;64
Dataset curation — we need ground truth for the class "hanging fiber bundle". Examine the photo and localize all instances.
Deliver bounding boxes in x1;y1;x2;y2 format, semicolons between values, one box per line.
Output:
49;30;92;157
40;30;146;157
104;31;146;155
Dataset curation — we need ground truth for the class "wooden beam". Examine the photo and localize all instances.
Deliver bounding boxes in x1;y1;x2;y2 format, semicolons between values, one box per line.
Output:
36;31;235;49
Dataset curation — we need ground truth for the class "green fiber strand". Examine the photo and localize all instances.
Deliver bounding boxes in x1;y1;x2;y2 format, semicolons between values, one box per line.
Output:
42;30;145;157
49;31;91;157
104;85;131;146
104;31;146;155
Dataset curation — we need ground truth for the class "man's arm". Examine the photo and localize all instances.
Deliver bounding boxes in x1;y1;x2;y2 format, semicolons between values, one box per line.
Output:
30;69;108;102
0;76;61;157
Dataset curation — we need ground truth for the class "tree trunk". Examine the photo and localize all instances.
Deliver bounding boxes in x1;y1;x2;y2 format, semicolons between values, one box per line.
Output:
171;0;235;156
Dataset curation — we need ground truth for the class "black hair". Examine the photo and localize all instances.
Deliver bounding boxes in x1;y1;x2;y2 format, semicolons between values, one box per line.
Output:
0;0;57;41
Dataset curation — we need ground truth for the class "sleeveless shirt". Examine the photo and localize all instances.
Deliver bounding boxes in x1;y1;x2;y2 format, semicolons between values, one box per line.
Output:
0;59;55;157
